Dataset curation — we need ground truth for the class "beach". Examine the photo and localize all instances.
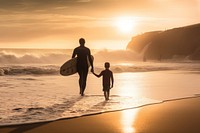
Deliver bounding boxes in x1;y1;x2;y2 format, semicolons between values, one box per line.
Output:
1;96;200;133
0;0;200;131
1;49;200;132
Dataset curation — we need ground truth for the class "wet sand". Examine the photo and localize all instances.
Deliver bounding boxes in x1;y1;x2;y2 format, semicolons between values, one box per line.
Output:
1;97;200;133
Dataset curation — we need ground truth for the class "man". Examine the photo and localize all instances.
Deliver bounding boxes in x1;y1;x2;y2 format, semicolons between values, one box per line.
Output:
72;38;94;96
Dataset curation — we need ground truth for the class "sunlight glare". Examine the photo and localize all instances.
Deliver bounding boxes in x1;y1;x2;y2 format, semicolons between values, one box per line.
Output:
115;16;136;34
121;109;139;133
115;73;141;97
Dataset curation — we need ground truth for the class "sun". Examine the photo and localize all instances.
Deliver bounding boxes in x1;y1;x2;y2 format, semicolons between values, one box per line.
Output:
115;16;136;34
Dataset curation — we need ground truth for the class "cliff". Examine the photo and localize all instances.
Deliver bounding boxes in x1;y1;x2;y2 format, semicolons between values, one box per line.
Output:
126;23;200;60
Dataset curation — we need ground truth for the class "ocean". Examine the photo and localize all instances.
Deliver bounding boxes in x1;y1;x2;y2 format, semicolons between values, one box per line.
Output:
0;48;200;126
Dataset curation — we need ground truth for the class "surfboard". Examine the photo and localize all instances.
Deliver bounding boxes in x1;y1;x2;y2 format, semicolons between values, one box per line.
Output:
60;55;94;76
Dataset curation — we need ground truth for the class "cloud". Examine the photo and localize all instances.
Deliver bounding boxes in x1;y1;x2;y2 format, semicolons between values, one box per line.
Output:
77;0;91;2
1;0;198;17
0;0;159;16
0;12;117;42
0;0;91;12
0;0;199;45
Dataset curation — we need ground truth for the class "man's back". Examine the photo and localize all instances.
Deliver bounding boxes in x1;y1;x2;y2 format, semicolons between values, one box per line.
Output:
72;46;91;67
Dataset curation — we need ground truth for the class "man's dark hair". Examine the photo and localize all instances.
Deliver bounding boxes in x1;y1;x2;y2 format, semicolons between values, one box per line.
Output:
79;38;85;46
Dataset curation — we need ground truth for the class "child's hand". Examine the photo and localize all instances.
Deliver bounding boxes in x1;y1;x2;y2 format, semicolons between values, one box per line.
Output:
110;85;113;88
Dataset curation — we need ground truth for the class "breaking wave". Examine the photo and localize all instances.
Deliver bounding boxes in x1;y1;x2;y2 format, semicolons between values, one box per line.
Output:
0;50;69;64
0;48;200;76
0;65;59;76
0;49;140;65
1;62;200;76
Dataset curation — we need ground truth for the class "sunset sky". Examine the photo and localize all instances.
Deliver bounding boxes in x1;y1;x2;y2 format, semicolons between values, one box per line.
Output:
0;0;200;49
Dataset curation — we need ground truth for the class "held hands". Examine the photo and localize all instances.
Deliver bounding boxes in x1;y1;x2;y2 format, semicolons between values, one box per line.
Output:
91;69;99;78
90;68;94;73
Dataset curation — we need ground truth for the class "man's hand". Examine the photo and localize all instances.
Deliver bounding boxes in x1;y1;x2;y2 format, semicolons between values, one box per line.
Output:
91;68;94;73
110;85;113;89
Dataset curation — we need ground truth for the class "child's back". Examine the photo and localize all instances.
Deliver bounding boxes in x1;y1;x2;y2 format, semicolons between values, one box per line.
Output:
100;69;113;90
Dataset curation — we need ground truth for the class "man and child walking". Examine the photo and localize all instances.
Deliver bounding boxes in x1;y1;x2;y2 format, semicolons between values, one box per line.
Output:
72;38;114;100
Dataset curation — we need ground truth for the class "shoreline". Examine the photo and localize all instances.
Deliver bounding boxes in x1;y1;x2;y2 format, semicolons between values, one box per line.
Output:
1;96;200;133
0;95;198;127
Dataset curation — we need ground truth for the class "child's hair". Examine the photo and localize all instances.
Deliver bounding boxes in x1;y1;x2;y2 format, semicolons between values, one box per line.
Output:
104;62;110;68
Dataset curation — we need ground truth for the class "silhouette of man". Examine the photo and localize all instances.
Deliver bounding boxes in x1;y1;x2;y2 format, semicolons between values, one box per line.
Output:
72;38;94;96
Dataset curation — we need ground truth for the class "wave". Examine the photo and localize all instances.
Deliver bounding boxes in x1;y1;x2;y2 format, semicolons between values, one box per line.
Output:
0;50;70;64
1;95;200;126
0;49;141;65
1;48;199;65
1;62;200;76
0;65;59;76
0;95;160;126
0;63;179;76
0;49;200;76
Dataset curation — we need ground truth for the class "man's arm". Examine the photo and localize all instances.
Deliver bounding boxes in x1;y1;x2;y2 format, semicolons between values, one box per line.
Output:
92;71;102;78
110;72;114;88
72;49;76;58
88;49;94;71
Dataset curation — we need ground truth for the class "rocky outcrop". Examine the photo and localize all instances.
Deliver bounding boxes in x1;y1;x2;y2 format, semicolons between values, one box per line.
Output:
127;23;200;60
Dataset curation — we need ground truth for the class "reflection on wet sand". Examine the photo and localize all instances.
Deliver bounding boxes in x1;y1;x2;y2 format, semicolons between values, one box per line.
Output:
121;109;139;133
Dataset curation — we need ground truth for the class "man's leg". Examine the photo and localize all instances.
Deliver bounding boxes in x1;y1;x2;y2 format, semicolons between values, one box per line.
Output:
104;91;107;100
81;68;88;95
78;71;83;94
107;90;110;100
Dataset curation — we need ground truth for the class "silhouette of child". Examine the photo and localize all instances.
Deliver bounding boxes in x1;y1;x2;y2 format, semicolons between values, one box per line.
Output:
92;62;114;100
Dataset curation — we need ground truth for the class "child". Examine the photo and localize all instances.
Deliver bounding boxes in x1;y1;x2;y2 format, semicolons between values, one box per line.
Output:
92;62;114;100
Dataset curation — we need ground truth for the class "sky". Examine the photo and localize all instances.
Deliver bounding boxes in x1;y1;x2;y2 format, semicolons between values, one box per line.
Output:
0;0;200;49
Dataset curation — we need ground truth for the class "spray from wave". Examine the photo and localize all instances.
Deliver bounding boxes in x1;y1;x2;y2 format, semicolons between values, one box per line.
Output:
0;65;59;76
0;48;199;76
0;50;69;64
0;49;142;65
